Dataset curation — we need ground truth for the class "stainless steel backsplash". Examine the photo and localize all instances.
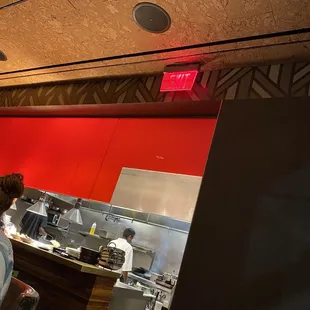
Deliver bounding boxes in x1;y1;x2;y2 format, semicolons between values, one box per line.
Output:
8;199;188;275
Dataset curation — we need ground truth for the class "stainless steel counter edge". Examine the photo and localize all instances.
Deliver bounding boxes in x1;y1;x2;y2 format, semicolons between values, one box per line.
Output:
128;272;173;294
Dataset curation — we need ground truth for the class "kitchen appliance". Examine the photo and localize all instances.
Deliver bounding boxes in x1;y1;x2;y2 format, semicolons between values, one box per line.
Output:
66;247;81;259
53;247;79;260
98;242;125;270
62;198;83;225
47;210;61;226
27;193;48;217
155;272;177;290
79;247;99;265
133;267;152;280
109;282;153;310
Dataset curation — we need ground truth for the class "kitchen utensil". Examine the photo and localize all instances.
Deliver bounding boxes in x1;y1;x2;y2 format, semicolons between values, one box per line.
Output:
79;247;99;265
98;242;125;270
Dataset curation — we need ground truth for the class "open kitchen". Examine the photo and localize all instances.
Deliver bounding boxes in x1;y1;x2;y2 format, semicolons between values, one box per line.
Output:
6;168;197;310
0;116;215;310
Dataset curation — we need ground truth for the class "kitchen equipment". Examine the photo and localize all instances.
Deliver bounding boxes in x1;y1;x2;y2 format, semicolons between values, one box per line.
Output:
133;267;152;280
98;242;125;270
50;206;60;211
98;229;116;239
62;198;83;225
38;234;54;243
98;229;108;238
53;247;78;260
155;279;174;290
79;247;99;265
154;301;163;310
27;192;48;217
109;284;153;310
66;247;81;259
47;210;61;226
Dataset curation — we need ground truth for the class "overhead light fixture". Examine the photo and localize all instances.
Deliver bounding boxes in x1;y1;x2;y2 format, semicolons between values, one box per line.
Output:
0;50;7;61
26;193;48;217
62;198;83;225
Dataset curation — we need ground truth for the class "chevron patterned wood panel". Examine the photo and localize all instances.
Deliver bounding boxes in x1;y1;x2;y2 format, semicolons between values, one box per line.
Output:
0;62;309;107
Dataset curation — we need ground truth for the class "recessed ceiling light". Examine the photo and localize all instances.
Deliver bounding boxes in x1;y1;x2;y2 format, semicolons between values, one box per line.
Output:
133;2;171;34
0;50;7;61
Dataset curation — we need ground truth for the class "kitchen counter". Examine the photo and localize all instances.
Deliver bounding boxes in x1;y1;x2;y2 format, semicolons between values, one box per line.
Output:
128;273;174;309
109;280;154;310
10;238;119;310
129;272;172;294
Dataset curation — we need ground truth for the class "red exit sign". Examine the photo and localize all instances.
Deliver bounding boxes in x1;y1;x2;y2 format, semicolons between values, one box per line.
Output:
160;70;198;92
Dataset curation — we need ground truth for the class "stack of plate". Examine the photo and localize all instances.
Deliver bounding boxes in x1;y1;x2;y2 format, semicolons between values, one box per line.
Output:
98;242;125;270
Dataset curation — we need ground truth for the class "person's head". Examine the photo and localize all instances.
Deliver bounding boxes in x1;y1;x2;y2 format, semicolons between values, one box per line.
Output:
0;173;24;216
123;228;136;243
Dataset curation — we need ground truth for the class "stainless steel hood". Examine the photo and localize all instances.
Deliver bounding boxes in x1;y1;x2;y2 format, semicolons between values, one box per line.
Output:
23;187;191;233
111;168;202;222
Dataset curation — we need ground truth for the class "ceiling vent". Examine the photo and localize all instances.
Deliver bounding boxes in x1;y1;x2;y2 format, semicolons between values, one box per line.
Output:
0;0;25;10
133;2;171;34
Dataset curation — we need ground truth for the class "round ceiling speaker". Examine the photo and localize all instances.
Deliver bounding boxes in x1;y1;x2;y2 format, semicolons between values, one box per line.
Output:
133;2;171;34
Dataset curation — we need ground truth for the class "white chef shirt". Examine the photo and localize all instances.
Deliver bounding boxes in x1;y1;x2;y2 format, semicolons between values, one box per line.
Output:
109;238;133;273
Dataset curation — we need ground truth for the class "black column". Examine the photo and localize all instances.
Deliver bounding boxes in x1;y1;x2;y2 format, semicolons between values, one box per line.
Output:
171;97;310;310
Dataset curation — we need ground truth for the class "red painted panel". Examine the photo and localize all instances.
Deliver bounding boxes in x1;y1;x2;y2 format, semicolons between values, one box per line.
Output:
0;118;118;197
62;118;118;197
90;118;216;202
0;117;216;201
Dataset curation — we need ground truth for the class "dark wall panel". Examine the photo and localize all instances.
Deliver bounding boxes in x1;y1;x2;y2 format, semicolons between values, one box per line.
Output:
172;97;310;310
0;62;309;107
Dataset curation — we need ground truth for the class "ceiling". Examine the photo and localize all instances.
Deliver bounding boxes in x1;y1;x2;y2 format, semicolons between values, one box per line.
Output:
0;0;310;86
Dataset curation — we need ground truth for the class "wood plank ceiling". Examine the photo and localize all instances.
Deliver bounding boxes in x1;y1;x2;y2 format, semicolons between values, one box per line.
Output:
0;0;309;86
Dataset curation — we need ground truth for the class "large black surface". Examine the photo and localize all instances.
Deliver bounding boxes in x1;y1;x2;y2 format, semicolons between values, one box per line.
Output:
172;97;310;310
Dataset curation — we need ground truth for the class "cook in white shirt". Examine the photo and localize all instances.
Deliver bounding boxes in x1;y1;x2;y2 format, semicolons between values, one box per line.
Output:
109;228;135;283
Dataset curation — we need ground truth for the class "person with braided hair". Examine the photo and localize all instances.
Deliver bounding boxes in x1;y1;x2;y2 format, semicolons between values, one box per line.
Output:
0;173;24;306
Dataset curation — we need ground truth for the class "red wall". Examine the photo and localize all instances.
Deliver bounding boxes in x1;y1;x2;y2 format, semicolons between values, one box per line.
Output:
0;117;216;202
